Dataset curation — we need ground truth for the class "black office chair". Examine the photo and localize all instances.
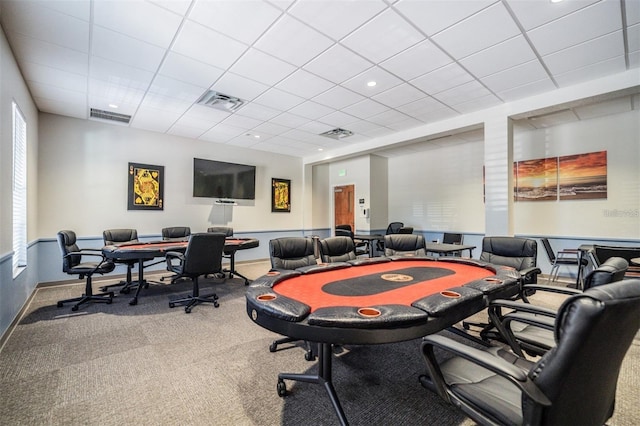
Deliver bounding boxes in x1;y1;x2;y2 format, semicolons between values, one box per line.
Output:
398;226;413;234
207;226;233;237
420;279;640;426
376;221;404;253
166;232;226;313
100;228;139;293
383;234;427;257
268;237;318;360
319;236;357;263
159;226;191;283
540;237;586;287
56;230;115;311
335;224;368;256
486;256;629;357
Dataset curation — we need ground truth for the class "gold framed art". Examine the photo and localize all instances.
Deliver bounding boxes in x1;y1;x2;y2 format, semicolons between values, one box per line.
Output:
127;162;164;210
271;178;291;212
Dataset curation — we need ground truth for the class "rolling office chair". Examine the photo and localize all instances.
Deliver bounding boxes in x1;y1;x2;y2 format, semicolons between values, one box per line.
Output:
319;236;357;263
207;226;233;237
268;237;318;360
420;279;640;426
335;224;368;256
376;221;404;253
159;226;191;283
540;237;586;287
486;256;629;357
398;226;413;234
166;232;226;313
56;230;116;311
100;228;139;293
383;234;427;257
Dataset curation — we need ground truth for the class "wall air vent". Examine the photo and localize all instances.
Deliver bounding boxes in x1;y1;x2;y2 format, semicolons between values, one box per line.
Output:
320;128;354;140
196;90;246;112
90;108;131;124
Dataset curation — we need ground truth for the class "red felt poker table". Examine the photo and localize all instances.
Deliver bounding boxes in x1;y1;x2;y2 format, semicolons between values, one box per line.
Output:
245;257;520;425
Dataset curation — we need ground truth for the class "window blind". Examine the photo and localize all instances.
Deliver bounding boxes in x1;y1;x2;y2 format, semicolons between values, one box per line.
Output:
12;101;27;276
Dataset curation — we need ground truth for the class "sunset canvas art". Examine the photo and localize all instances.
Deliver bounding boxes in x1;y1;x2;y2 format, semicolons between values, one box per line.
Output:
515;157;558;202
559;151;607;200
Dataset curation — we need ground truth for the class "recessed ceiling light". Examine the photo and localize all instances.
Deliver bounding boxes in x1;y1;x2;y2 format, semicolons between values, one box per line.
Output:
245;133;260;139
550;0;563;3
318;148;323;151
108;103;118;109
367;81;377;87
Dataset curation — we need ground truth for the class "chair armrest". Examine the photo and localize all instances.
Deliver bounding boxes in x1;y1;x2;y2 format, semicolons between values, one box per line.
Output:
488;299;557;318
421;335;551;406
521;284;581;297
504;311;556;331
165;251;184;269
519;266;541;279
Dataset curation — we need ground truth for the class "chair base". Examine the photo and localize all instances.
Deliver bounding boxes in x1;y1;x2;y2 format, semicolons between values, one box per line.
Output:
269;337;317;361
169;293;219;313
57;291;113;312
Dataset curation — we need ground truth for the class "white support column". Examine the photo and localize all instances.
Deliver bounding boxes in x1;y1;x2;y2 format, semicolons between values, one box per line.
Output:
484;113;514;236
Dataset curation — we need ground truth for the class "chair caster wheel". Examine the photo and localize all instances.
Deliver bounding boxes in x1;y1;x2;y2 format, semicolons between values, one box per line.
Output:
169;302;175;308
214;301;219;308
71;305;79;312
304;351;315;361
269;342;277;353
277;380;287;397
185;307;192;313
57;302;63;308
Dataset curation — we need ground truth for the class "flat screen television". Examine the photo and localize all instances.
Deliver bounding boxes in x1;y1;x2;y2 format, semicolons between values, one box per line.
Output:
193;158;256;200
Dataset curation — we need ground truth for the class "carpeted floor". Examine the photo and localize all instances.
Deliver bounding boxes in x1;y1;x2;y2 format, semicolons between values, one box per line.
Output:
0;261;638;425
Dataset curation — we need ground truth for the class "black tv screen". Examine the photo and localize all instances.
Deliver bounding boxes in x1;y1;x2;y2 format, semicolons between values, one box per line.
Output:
193;158;256;200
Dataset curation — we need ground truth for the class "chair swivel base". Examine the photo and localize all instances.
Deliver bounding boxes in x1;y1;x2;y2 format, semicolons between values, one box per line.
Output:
269;337;316;361
57;291;114;312
169;293;219;313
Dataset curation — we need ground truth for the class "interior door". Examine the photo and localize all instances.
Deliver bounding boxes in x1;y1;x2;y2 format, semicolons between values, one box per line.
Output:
334;185;355;233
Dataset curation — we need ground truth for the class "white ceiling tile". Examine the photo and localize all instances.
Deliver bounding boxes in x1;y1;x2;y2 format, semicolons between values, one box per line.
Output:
226;135;262;148
189;0;282;45
410;63;474;94
344;119;385;134
167;124;207;139
235;103;281;121
288;0;387;40
312;86;365;109
433;80;493;106
171;114;217;134
453;94;502;114
318;111;359;128
181;105;231;125
211;72;269;101
480;60;551;93
543;32;625;75
432;2;521;59
252;121;292;135
172;21;248;69
268;112;311;128
496;78;558;102
221;113;262;129
21;0;91;21
148;75;206;102
341;9;424;63
92;26;165;72
395;96;444;116
89;56;155;90
341;66;403;96
35;97;87;119
159;52;225;88
230;48;297;86
629;51;640;69
131;107;181;133
379;40;452;81
254;88;305;111
341;99;390;120
148;0;191;15
367;109;411;126
506;0;600;30
395;0;494;36
303;44;373;84
255;14;334;66
553;56;627;87
460;36;537;78
527;0;623;56
288;101;334;120
386;117;423;131
28;80;86;105
93;0;182;48
627;23;640;53
87;79;146;111
139;93;192;114
8;32;89;75
626;0;640;25
372;83;426;108
275;69;335;98
22;62;87;93
200;123;247;143
297;121;334;134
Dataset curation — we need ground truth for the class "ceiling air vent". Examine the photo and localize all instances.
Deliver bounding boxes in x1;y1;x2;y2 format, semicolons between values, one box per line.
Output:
196;90;245;112
89;108;131;124
320;128;354;140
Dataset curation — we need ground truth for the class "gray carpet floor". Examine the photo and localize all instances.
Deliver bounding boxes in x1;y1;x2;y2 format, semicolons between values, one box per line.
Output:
0;261;638;425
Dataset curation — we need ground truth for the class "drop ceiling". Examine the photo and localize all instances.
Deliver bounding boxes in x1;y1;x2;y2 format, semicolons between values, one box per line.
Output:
1;0;638;159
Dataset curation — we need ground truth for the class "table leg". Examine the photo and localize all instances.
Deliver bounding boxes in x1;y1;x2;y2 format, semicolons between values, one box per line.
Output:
129;258;145;306
277;343;348;426
223;250;250;285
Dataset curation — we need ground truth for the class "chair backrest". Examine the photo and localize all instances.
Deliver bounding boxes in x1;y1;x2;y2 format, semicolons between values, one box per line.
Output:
529;279;640;425
442;232;463;245
398;226;413;234
319;236;357;263
162;226;191;241
57;230;81;272
384;234;427;256
103;228;138;245
540;237;556;263
479;236;537;271
207;226;233;237
269;237;317;270
385;222;404;235
583;256;628;289
335;224;354;238
181;233;226;276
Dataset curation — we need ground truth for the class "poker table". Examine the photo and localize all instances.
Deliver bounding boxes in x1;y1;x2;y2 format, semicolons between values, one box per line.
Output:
103;237;259;305
246;256;520;425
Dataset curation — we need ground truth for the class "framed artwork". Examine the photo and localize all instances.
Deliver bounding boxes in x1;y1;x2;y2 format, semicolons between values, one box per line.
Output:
559;151;607;200
271;178;291;212
514;157;558;201
127;162;164;210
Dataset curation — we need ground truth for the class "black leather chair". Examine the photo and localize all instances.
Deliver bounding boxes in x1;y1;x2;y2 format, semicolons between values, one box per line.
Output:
100;228;139;293
376;221;404;252
487;257;629;356
420;279;640;426
160;226;191;283
383;234;427;257
207;226;233;237
56;230;116;311
268;237;317;360
398;226;413;234
541;237;586;287
335;224;368;256
319;236;357;263
166;232;226;313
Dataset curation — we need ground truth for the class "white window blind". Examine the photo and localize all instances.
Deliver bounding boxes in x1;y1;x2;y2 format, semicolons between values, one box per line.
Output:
13;101;27;277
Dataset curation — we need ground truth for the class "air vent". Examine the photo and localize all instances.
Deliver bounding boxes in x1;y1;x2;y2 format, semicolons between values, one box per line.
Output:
89;108;131;124
196;90;245;112
320;128;354;140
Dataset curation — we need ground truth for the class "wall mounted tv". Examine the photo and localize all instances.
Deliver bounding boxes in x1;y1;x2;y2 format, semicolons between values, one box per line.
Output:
193;158;256;200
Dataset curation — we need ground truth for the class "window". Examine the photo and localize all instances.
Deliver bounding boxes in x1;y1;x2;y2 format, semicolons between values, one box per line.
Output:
13;101;27;277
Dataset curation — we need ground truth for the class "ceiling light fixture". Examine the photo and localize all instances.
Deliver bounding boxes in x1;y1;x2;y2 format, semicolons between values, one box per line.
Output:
367;81;377;87
108;103;118;109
